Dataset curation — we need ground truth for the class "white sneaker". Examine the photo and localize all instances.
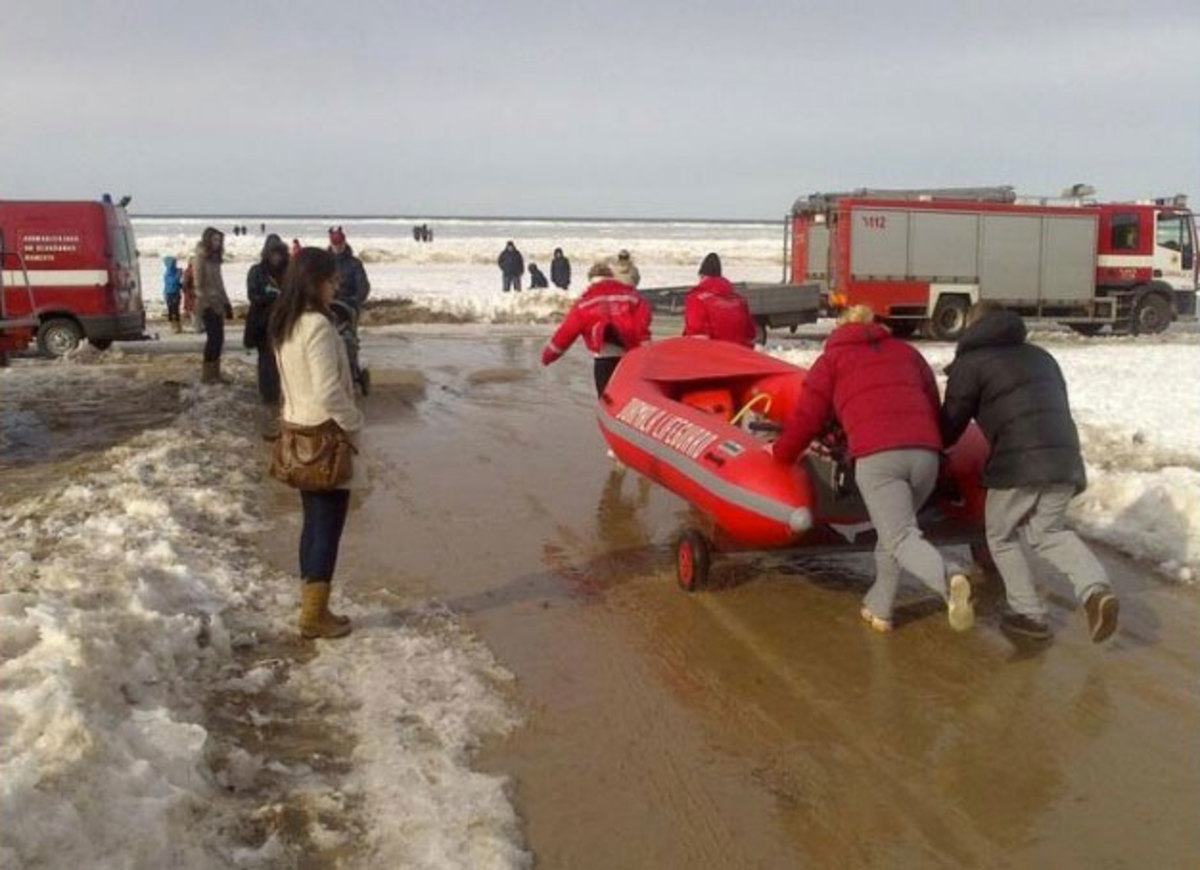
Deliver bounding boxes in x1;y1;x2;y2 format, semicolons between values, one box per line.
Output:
947;574;975;632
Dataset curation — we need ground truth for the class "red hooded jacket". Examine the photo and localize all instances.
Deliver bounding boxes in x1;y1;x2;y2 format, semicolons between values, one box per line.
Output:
542;278;652;364
772;322;942;463
683;276;756;347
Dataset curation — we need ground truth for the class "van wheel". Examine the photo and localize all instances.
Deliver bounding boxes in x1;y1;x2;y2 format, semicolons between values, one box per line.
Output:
1132;293;1171;335
89;339;113;350
930;297;970;341
37;318;84;357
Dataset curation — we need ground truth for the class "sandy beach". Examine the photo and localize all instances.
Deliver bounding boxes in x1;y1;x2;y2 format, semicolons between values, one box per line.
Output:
3;325;1198;868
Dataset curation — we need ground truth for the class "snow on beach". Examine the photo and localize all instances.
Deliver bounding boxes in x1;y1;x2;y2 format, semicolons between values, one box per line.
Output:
770;336;1200;582
132;216;785;324
0;362;527;869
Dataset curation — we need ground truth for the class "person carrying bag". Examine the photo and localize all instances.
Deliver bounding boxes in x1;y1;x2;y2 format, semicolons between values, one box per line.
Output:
267;247;365;639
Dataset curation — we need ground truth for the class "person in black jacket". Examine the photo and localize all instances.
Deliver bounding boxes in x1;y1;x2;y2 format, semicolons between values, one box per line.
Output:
941;302;1118;642
528;262;549;289
498;241;523;292
551;248;571;290
245;234;288;404
328;227;371;309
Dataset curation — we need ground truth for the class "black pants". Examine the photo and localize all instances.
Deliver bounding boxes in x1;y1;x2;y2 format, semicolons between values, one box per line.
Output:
166;296;181;322
593;356;621;396
256;342;280;404
201;310;225;362
299;489;351;582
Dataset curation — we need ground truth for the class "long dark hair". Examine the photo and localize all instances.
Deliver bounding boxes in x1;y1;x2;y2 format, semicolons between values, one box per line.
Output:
268;247;336;346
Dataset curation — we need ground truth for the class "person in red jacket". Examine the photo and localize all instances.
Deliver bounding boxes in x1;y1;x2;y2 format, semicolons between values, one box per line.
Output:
683;253;757;346
771;305;973;634
541;262;652;395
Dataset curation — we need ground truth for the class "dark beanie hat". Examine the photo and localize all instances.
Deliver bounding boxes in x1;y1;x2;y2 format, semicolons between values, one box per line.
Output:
699;252;722;277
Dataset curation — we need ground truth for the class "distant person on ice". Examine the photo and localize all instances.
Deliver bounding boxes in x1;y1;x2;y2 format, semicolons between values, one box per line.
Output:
291;238;303;258
498;241;524;292
162;256;184;334
609;249;640;287
541;262;652;396
551;247;571;290
245;234;289;404
528;262;549;289
192;227;234;384
328;226;371;310
269;247;364;640
683;253;757;347
771;304;974;634
940;301;1119;643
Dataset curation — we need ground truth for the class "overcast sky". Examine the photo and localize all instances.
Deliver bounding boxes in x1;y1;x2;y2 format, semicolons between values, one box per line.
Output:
1;0;1197;218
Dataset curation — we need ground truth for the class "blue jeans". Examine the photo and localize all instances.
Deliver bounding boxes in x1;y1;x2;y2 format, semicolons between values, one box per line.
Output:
299;489;351;582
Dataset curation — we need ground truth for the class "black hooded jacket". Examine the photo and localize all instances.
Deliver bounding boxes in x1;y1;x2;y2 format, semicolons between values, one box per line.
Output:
245;234;289;349
941;311;1086;492
551;252;571;289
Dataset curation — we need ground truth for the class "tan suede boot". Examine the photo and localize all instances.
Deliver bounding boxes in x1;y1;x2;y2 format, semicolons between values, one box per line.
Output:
298;582;352;639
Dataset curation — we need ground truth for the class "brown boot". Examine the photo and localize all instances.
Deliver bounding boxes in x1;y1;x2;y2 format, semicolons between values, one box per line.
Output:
298;581;352;639
201;360;232;385
170;320;182;334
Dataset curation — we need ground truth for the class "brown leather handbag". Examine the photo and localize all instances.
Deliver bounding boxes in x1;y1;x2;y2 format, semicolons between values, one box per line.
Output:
268;419;356;491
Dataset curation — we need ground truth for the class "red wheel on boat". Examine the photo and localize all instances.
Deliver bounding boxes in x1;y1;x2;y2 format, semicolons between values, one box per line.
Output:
676;530;711;592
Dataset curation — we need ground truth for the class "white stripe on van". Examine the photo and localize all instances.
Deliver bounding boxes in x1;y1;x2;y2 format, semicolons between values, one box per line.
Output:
1;269;109;287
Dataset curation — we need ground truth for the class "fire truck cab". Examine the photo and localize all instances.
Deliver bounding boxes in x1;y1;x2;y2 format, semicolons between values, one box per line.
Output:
0;195;147;356
787;187;1197;339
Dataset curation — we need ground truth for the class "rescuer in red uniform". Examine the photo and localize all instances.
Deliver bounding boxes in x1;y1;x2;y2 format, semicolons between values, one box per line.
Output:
683;253;757;346
541;262;653;395
771;305;974;634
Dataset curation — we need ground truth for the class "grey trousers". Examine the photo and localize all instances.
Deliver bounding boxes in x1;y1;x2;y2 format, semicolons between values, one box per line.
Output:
986;485;1109;618
857;449;950;618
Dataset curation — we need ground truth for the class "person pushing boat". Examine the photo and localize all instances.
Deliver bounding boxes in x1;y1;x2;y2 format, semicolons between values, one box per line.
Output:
770;305;975;633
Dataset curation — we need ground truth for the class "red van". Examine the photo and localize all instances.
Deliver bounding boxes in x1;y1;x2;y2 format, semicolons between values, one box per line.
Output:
0;195;147;356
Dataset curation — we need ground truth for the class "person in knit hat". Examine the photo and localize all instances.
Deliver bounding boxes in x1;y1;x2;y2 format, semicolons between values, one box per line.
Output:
609;249;641;288
683;252;757;347
328;226;371;310
541;262;652;396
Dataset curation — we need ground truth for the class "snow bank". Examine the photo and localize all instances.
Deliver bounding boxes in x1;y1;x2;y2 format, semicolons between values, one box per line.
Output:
0;363;527;868
767;339;1200;580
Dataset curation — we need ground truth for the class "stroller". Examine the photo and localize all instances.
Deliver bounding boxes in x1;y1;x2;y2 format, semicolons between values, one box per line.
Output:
329;299;370;396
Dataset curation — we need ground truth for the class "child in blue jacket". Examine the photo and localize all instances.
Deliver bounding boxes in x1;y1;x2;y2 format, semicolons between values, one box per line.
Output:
163;257;184;333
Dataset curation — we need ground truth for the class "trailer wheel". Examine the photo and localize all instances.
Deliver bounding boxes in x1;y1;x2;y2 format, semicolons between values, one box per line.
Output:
753;321;768;346
1132;292;1171;335
37;317;84;357
930;297;970;341
676;530;711;592
885;319;918;338
1067;323;1103;337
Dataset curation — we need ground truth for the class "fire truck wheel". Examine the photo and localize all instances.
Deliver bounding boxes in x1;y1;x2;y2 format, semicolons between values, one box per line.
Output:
1067;323;1103;337
930;297;969;341
37;318;84;357
1132;292;1171;335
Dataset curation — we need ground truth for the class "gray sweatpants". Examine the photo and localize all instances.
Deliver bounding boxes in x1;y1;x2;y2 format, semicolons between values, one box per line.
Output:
985;485;1109;618
857;449;951;619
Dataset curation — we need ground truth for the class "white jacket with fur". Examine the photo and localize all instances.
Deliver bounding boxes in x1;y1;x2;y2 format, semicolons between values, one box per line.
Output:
276;311;366;486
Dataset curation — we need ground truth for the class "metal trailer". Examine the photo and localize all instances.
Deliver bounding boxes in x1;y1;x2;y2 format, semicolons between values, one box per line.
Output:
639;281;821;344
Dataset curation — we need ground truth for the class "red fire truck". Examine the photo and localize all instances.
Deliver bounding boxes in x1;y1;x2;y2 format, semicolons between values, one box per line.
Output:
787;186;1198;339
0;194;147;357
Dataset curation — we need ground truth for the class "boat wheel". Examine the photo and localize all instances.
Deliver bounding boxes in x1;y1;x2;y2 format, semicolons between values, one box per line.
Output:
676;530;711;592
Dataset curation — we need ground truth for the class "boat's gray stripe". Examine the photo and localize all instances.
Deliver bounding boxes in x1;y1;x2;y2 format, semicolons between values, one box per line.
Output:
598;411;810;530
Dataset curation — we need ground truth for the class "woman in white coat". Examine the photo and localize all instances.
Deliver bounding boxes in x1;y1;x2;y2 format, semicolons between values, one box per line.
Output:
268;247;365;639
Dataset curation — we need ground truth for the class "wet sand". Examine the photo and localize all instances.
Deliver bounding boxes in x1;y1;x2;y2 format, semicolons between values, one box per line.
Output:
261;328;1199;868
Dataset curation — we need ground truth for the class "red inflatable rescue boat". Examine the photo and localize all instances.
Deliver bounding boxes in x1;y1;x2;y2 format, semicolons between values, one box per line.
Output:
596;337;990;590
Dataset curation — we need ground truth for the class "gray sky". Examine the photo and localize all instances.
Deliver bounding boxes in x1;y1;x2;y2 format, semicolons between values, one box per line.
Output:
2;0;1197;218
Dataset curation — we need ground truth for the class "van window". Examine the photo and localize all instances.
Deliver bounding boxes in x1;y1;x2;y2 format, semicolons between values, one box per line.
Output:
1110;213;1140;251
